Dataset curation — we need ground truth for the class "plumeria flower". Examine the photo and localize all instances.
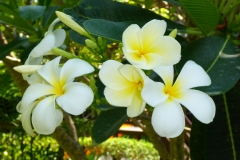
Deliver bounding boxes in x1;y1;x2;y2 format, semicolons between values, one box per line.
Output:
25;18;66;66
16;56;94;136
99;60;147;117
122;19;181;70
142;60;216;138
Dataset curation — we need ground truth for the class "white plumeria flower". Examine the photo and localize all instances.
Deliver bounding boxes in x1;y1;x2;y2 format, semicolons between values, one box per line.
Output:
122;19;181;70
99;60;147;117
25;18;66;65
142;60;216;138
23;18;66;80
16;56;94;136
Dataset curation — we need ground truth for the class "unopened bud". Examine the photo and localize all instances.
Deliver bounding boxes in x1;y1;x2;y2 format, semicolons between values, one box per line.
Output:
169;29;178;38
55;11;89;37
14;65;43;74
85;39;98;49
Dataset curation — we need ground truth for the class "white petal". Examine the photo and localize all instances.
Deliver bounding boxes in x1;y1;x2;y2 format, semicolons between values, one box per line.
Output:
48;18;60;32
99;60;132;90
153;65;174;89
32;96;61;135
118;65;145;83
173;61;211;91
175;89;215;123
127;88;145;117
53;29;66;47
122;24;141;52
31;33;55;57
14;65;43;74
147;36;181;66
21;101;39;136
142;53;162;69
56;82;94;115
60;58;94;86
55;108;63;127
104;86;135;107
138;20;166;51
21;84;57;112
142;77;168;107
123;48;148;69
25;54;43;65
27;73;43;85
38;56;61;88
152;100;185;138
16;101;22;113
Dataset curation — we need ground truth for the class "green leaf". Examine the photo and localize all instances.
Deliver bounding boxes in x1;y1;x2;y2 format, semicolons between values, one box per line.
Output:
42;6;59;28
0;2;36;34
178;0;219;34
19;5;46;21
84;19;142;42
177;36;240;95
92;108;128;144
64;0;185;43
190;87;240;160
0;39;28;60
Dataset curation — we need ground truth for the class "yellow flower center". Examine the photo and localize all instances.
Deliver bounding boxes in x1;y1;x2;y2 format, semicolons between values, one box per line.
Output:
164;85;182;100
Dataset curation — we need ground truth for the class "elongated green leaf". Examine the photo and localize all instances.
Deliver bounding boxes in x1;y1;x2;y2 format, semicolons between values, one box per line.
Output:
177;36;240;95
92;108;128;144
19;5;46;21
178;0;219;34
0;3;36;34
0;39;28;60
190;87;240;160
42;6;59;27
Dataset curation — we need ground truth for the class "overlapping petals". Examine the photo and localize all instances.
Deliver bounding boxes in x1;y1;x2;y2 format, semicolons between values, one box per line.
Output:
99;60;147;117
122;19;181;70
16;56;94;135
142;60;215;138
23;18;66;80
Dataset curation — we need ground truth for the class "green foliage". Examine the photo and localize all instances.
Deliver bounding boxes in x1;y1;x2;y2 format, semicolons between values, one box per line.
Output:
64;0;185;44
177;36;240;95
19;5;46;21
0;39;28;60
80;137;160;160
190;86;240;160
0;132;61;159
178;0;219;35
0;2;37;33
92;108;128;144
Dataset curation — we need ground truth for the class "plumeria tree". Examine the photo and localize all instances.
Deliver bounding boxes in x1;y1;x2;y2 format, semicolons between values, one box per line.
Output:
1;0;240;159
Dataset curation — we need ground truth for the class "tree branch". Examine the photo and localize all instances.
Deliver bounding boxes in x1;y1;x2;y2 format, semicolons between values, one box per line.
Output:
63;111;79;142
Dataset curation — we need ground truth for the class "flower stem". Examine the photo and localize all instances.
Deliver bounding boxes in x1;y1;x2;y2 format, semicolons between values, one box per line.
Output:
51;48;78;59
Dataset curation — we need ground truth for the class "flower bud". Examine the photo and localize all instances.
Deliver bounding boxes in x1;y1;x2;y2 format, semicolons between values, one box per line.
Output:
169;29;178;38
85;39;98;49
14;65;43;74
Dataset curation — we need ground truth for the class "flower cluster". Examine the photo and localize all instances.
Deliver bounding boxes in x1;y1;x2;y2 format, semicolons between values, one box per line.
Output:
99;20;215;138
14;15;95;136
15;11;215;138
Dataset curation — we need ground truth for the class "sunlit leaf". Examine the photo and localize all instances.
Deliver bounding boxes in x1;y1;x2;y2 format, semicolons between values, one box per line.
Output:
0;2;36;33
178;0;219;34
